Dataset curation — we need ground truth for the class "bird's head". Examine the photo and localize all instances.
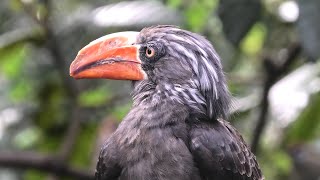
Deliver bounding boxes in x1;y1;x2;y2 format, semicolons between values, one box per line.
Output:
70;25;230;120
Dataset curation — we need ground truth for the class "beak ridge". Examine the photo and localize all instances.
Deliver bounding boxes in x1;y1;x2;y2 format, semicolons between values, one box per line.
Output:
70;32;145;80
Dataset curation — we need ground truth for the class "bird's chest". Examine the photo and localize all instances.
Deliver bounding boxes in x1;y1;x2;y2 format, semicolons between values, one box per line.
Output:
118;125;182;160
116;126;196;180
109;98;200;180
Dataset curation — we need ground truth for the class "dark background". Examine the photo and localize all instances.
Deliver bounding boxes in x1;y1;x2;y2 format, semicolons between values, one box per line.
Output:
0;0;319;179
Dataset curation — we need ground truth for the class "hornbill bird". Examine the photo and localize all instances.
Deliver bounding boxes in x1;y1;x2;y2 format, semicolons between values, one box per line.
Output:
70;25;264;180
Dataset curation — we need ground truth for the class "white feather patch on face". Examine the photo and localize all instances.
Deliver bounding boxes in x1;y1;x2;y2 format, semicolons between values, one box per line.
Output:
165;34;220;101
169;42;199;73
170;42;219;99
201;56;219;82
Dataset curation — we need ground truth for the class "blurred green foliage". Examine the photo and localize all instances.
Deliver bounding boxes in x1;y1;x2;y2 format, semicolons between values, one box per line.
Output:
78;87;112;107
0;0;320;180
285;93;320;144
241;23;266;56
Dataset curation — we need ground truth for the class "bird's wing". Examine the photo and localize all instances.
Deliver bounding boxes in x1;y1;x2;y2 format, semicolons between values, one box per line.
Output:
189;119;264;180
95;140;122;180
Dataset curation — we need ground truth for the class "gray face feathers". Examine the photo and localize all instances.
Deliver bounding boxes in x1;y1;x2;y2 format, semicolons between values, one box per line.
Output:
134;25;230;120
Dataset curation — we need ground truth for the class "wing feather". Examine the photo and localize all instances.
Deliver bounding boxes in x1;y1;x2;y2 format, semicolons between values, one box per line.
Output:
189;119;264;180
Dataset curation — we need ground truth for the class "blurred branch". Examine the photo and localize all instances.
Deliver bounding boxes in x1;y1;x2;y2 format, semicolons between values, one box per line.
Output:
18;1;82;179
0;152;93;180
58;106;81;159
230;93;260;116
0;28;44;50
251;42;302;153
18;0;45;26
37;3;82;179
18;0;78;97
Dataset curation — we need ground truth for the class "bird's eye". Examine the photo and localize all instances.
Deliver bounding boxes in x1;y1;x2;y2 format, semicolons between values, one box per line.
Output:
145;47;155;58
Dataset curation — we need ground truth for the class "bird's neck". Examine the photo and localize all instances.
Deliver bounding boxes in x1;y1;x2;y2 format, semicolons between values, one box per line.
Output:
128;81;207;127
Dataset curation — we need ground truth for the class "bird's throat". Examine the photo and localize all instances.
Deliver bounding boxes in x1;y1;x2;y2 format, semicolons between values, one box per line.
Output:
130;81;207;126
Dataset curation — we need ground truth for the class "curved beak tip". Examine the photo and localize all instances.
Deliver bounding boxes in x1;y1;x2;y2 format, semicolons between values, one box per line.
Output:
69;63;75;77
69;70;76;78
69;31;145;80
69;58;80;78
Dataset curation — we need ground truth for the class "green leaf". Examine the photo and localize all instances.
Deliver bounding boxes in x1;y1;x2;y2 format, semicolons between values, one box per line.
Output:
9;0;23;11
0;44;26;79
24;170;46;180
13;126;41;149
185;0;218;32
38;135;61;153
111;103;132;122
259;148;292;179
70;123;97;167
34;82;67;132
240;23;266;56
167;0;182;9
78;87;112;107
271;150;292;174
284;93;320;145
10;79;33;102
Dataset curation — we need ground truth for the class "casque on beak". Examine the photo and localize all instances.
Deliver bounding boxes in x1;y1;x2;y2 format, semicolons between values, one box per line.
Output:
69;32;145;80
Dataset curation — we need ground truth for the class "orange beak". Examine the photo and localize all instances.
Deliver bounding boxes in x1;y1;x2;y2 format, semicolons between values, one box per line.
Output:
70;32;145;80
